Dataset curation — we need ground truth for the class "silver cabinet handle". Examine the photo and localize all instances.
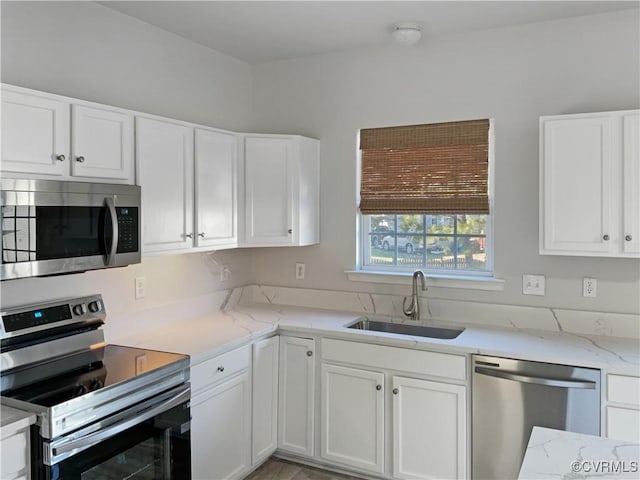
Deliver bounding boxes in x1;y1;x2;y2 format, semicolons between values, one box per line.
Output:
626;235;632;241
198;233;205;238
217;366;224;372
603;234;610;241
474;366;596;389
185;233;193;238
288;229;293;234
376;385;382;391
392;388;399;395
56;154;66;162
306;350;313;357
76;156;86;163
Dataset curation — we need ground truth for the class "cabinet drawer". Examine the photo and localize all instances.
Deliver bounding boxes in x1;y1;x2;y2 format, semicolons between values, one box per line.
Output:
607;374;640;405
192;345;251;392
0;431;27;478
322;339;466;381
606;406;640;442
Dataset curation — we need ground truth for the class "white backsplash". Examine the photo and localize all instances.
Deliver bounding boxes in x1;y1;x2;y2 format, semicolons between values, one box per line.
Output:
104;284;639;342
239;285;640;339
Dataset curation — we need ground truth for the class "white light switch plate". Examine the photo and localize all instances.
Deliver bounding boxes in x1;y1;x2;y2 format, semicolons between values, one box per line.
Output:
523;274;545;296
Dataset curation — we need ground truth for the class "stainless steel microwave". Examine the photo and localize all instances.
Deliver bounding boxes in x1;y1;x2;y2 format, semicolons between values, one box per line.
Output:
1;179;141;280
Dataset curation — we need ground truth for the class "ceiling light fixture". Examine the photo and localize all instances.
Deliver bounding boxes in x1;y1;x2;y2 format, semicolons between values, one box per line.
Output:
392;22;422;46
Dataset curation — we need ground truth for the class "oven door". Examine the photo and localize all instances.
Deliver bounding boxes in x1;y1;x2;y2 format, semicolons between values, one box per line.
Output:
32;386;191;480
1;179;140;280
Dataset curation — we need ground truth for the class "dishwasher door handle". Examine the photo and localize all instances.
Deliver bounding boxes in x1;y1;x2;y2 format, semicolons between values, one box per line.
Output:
474;366;597;389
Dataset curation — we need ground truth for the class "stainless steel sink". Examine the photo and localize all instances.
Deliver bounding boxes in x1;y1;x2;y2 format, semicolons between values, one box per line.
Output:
346;318;464;339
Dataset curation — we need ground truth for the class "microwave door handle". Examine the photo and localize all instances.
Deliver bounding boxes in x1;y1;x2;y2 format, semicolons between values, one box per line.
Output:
104;197;118;265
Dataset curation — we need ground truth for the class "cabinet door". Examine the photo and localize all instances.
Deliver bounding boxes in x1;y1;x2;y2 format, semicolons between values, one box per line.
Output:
191;372;251;480
252;336;279;464
1;89;69;176
0;429;29;480
71;104;133;181
606;406;640;443
195;128;238;248
321;364;385;475
244;136;294;245
623;113;640;255
541;116;614;255
392;376;466;480
278;336;315;456
136;117;194;252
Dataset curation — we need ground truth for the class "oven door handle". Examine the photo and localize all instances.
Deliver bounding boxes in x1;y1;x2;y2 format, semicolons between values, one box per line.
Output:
52;386;190;457
104;196;118;266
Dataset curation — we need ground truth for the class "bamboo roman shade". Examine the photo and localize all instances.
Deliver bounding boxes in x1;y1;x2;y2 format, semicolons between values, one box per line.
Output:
359;119;490;215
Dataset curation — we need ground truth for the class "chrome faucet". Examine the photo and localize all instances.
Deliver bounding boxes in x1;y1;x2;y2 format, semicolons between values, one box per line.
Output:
403;270;427;320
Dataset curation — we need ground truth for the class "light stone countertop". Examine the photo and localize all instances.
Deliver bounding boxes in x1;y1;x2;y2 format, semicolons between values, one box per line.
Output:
1;405;36;439
518;427;640;479
113;303;640;375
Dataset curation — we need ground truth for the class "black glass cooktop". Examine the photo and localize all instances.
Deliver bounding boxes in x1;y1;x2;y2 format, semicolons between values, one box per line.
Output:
1;344;188;407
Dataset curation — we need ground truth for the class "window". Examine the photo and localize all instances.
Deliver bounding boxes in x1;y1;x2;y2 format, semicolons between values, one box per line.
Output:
358;119;492;275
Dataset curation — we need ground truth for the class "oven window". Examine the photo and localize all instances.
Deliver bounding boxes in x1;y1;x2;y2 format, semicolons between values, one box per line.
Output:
81;434;168;480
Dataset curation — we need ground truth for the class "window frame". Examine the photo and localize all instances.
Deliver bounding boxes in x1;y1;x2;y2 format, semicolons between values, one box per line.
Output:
355;118;496;278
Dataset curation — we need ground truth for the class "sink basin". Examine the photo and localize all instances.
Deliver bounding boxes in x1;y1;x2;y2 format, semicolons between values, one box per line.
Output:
347;318;464;340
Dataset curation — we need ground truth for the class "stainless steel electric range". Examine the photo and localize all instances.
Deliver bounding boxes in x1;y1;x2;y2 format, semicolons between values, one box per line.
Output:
0;294;191;480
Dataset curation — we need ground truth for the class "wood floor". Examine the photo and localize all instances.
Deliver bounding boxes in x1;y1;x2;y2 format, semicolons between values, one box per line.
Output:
245;458;361;480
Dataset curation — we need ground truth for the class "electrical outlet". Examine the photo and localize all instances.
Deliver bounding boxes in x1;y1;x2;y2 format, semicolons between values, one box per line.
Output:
134;277;146;300
522;274;545;296
296;263;306;280
583;277;597;297
220;265;230;282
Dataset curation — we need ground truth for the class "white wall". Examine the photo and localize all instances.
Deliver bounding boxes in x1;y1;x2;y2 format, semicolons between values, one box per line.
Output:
251;9;640;314
0;1;252;131
0;2;255;315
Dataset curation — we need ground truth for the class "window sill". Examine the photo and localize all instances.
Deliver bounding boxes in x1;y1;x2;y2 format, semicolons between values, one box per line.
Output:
345;270;505;291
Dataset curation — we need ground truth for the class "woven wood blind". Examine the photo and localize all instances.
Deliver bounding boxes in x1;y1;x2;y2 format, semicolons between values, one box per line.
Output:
359;119;490;214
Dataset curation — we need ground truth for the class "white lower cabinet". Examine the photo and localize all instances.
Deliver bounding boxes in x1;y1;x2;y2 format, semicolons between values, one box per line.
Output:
1;427;29;480
392;376;466;480
191;345;251;480
278;336;316;456
321;364;385;475
605;373;640;442
252;336;280;464
320;338;467;480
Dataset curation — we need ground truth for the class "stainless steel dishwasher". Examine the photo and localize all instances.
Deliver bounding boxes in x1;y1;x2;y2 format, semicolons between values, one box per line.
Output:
472;354;600;480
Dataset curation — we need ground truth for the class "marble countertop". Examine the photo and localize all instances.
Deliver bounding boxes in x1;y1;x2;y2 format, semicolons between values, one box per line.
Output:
519;427;640;479
114;303;640;375
1;405;36;439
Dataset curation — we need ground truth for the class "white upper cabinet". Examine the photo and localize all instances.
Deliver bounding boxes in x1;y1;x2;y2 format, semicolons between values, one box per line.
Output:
242;134;319;247
195;128;238;249
1;84;134;183
136;116;194;253
623;114;640;255
1;88;69;176
71;104;133;180
540;110;640;257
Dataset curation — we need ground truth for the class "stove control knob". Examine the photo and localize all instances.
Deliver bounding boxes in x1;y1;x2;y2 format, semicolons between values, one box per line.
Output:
72;303;87;316
75;384;88;396
88;300;102;313
90;379;104;391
